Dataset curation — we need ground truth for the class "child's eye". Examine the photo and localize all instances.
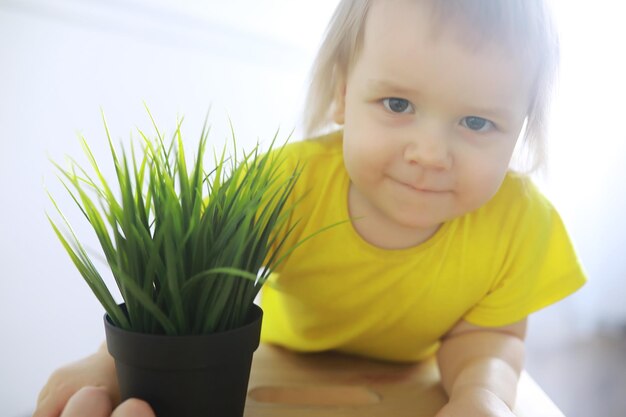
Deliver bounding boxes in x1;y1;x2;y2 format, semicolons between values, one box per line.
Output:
461;116;494;132
382;98;413;114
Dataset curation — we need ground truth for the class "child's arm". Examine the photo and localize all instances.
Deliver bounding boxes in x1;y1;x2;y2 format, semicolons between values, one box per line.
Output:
435;318;527;417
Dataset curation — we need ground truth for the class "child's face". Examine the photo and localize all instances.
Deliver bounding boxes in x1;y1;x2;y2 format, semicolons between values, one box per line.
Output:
334;0;534;246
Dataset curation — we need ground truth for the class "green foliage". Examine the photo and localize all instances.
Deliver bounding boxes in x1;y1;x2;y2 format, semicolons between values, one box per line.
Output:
48;111;304;335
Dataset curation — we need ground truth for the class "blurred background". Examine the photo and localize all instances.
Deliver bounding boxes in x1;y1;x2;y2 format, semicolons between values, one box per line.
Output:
1;1;624;416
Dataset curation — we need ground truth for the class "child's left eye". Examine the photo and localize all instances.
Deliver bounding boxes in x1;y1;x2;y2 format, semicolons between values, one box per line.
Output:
461;116;494;132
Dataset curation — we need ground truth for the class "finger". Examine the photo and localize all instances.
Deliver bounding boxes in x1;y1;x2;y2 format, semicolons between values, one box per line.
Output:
33;386;64;417
112;398;156;417
61;386;113;417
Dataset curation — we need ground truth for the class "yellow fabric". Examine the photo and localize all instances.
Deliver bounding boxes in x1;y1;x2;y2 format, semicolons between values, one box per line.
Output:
260;131;586;362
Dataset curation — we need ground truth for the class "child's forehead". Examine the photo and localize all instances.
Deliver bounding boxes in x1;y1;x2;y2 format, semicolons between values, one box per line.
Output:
355;0;535;112
361;0;539;67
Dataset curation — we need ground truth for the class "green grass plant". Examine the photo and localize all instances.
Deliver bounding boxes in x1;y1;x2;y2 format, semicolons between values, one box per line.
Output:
48;111;305;335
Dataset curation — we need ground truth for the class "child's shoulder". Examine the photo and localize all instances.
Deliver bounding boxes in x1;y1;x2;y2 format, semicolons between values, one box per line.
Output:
266;130;345;189
497;172;549;205
481;171;555;223
279;130;344;162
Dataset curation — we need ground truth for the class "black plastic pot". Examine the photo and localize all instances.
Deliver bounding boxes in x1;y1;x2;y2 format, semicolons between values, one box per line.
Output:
104;304;263;417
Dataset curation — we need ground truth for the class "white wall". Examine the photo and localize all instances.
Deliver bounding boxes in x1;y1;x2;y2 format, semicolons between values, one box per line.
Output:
1;1;624;415
528;1;626;343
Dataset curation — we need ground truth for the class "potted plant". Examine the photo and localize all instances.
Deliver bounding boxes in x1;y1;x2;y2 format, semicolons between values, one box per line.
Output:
47;110;306;417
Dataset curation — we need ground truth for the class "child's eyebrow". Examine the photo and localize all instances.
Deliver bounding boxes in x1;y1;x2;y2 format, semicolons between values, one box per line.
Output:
367;79;418;96
466;106;517;122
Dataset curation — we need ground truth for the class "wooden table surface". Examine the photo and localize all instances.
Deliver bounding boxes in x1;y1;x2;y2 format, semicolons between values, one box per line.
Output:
245;344;564;417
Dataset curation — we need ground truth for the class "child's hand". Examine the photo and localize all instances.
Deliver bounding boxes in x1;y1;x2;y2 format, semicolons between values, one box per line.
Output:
58;386;154;417
33;344;120;417
435;386;515;417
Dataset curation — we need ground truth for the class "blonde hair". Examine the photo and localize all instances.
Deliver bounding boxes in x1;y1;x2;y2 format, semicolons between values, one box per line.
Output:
302;0;560;172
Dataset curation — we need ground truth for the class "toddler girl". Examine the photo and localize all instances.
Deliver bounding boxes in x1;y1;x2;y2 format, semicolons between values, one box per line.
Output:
35;1;585;416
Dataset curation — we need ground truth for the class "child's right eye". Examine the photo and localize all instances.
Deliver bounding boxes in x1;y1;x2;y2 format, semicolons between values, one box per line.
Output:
382;98;413;114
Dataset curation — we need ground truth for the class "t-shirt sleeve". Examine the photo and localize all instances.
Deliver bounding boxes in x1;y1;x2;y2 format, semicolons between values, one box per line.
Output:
464;180;587;327
259;142;307;274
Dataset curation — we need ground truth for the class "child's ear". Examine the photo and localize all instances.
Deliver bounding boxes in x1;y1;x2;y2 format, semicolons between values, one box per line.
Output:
332;80;347;125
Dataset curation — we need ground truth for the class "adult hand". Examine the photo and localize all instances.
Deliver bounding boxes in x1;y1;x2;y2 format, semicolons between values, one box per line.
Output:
59;387;155;417
33;343;119;417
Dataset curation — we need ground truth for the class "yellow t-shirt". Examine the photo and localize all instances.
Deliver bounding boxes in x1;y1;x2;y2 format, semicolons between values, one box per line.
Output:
260;131;586;362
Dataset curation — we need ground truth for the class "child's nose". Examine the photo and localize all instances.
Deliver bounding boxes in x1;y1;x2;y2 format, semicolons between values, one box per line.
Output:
403;129;452;170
